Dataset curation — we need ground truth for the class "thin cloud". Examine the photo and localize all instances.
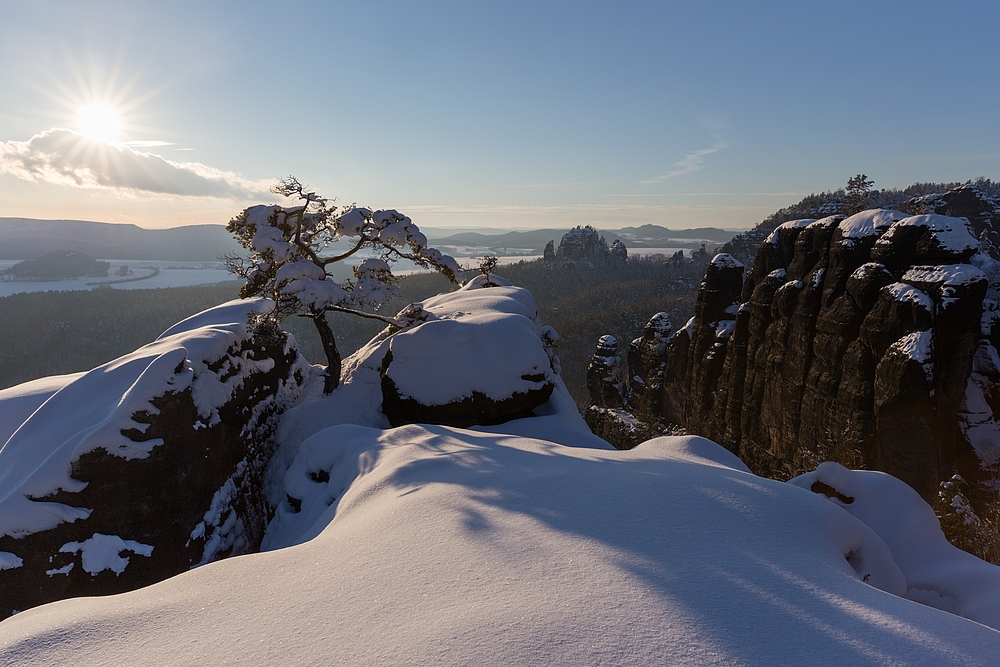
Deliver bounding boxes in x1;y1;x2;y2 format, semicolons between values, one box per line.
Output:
641;137;728;184
0;128;272;199
121;140;175;148
402;203;772;215
602;191;810;198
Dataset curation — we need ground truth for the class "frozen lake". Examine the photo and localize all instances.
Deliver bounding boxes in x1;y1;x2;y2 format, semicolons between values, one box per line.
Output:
0;260;237;298
0;247;673;298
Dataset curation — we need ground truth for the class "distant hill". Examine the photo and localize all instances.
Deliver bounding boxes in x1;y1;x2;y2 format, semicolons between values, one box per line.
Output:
0;218;242;261
0;217;738;261
2;250;109;279
428;225;736;252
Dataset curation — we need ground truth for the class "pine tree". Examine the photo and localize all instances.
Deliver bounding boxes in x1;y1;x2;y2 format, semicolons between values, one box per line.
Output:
843;174;875;215
225;177;463;393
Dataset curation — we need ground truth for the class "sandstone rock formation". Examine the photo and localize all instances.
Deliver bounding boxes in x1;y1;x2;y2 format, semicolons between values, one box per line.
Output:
378;277;558;429
0;301;308;619
589;210;1000;518
546;225;627;264
585;317;685;449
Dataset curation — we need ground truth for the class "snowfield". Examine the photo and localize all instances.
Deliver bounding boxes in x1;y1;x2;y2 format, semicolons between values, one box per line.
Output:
2;283;1000;665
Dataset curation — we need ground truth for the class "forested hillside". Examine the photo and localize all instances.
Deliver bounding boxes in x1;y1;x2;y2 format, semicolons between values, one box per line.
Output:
0;256;709;409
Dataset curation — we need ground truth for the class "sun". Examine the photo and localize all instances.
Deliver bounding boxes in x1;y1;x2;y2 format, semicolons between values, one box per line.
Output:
77;104;122;142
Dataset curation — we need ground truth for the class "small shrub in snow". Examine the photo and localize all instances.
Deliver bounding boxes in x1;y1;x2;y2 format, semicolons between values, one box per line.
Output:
226;177;463;392
935;474;1000;564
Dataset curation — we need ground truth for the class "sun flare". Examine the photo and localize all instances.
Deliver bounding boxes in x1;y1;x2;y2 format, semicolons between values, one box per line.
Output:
77;104;122;142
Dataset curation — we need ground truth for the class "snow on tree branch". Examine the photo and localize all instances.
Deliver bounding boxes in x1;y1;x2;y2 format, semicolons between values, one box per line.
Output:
225;176;465;392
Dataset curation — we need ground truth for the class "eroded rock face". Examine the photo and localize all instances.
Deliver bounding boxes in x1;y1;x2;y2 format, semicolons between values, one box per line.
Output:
589;211;1000;508
555;226;610;262
584;315;687;450
586;335;624;409
0;302;308;619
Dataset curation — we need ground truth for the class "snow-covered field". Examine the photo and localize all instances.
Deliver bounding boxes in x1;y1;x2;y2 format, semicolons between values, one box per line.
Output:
2;284;1000;665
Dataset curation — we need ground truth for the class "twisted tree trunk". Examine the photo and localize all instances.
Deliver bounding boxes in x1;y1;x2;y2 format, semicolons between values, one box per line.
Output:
312;312;341;393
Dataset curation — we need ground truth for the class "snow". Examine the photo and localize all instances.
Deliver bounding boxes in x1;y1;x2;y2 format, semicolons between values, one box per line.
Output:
681;316;695;337
336;207;370;237
59;534;153;576
959;342;1000;469
714;319;736;338
5;283;1000;664
884;282;934;311
0;299;274;539
838;209;908;245
250;223;294;261
808;215;843;229
156;298;272;340
764;218;817;245
6;430;1000;665
851;262;893;282
887;331;934;379
960;376;1000;469
710;252;743;269
878;215;980;254
776;279;804;296
790;462;1000;631
326;281;555;410
0;373;84;448
902;264;986;287
0;553;22;571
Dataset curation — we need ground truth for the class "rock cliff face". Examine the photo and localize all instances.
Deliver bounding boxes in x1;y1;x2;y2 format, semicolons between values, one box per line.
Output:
0;301;308;619
589;210;1000;515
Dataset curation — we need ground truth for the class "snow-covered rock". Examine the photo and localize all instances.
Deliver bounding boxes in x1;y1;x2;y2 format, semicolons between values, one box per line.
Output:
6;281;1000;664
791;462;1000;631
5;428;1000;665
379;281;558;428
0;299;309;618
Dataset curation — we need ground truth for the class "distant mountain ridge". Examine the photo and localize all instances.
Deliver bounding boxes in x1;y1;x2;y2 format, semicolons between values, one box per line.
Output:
0;218;738;261
0;218;241;261
428;224;735;252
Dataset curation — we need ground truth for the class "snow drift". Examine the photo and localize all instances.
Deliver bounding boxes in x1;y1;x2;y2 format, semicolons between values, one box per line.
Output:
2;282;1000;665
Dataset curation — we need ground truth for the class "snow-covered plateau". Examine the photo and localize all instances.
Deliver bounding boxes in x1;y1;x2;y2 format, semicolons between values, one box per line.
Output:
2;281;1000;665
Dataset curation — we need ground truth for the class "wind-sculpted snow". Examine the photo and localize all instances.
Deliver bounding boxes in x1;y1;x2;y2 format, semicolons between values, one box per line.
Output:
5;279;1000;663
0;299;273;539
791;463;1000;630
0;373;84;448
4;426;1000;665
0;297;310;618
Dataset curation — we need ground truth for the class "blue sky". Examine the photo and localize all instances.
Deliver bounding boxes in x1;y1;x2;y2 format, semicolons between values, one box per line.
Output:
2;0;999;230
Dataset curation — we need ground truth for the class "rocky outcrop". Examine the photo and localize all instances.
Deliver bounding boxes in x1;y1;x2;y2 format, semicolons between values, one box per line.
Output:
0;301;308;619
585;335;624;409
547;225;625;264
556;226;609;261
543;240;556;262
589;210;1000;512
381;349;554;428
584;316;686;449
378;278;559;430
720;181;1000;269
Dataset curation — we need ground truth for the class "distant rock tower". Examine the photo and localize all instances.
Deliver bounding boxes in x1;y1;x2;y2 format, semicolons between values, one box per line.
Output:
556;226;610;262
586;335;624;408
543;240;556;262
